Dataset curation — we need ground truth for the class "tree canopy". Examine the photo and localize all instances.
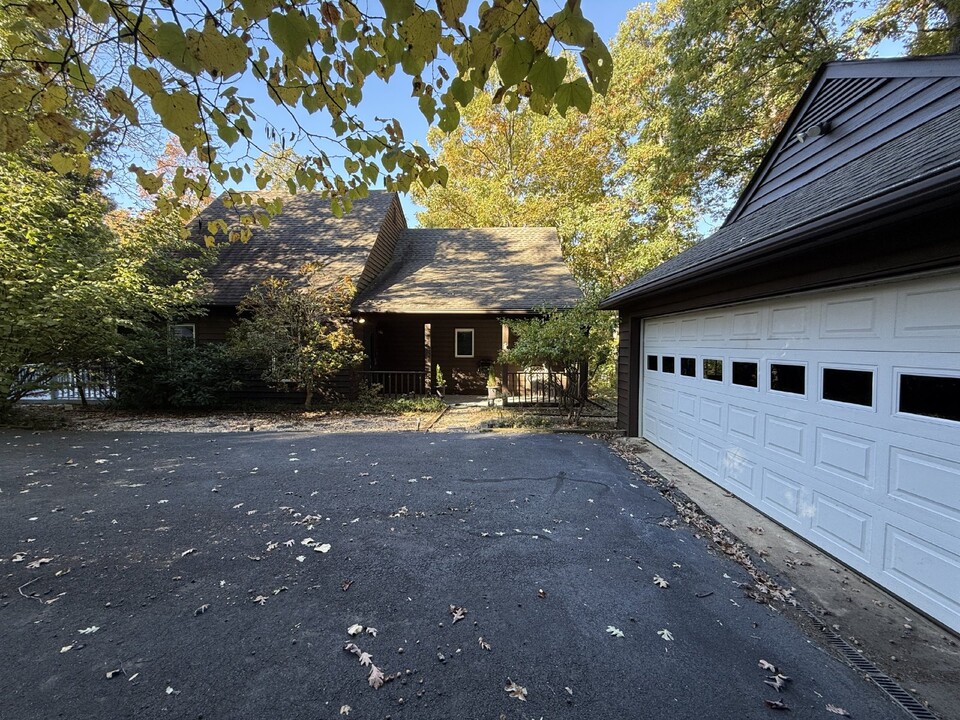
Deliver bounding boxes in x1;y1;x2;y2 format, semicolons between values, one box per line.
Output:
0;0;612;221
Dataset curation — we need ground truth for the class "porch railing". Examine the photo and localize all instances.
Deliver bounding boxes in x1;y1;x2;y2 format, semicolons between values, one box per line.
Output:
17;365;116;403
501;369;583;406
359;370;427;398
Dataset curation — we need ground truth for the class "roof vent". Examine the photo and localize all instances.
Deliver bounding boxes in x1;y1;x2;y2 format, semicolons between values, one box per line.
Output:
795;120;831;144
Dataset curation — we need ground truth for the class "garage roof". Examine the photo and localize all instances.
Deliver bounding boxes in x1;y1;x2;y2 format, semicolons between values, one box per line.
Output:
602;55;960;310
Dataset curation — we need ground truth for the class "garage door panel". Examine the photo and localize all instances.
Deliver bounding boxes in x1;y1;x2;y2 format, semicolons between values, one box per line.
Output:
814;427;876;488
887;444;960;532
640;272;960;631
882;523;960;628
810;492;873;560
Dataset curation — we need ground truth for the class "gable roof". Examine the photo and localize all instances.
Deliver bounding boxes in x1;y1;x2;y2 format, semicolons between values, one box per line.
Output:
353;227;583;313
195;190;397;306
602;55;960;310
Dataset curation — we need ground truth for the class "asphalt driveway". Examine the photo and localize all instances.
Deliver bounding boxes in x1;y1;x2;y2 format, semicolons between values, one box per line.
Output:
1;430;907;719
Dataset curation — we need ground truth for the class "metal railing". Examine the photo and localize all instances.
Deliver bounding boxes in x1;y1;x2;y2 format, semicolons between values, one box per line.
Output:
359;370;427;398
17;366;116;403
501;369;583;406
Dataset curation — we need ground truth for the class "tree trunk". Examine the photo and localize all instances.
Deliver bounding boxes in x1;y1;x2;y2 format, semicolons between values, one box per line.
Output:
74;368;88;407
304;378;313;410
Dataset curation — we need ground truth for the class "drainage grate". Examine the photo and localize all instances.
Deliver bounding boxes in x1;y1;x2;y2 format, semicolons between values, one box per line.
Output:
798;605;940;720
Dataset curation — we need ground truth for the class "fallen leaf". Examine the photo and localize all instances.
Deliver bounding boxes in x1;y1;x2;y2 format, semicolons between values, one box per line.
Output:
826;705;851;716
658;628;674;641
537;589;547;599
315;543;331;553
758;659;777;672
358;652;373;667
365;627;378;637
106;669;122;679
343;642;361;656
165;685;180;695
12;552;27;562
301;538;315;546
478;636;491;650
606;626;625;638
565;686;574;696
27;557;53;569
504;678;527;701
340;706;351;716
764;699;790;711
368;664;385;689
253;595;268;605
272;586;288;595
449;605;467;623
283;539;295;547
653;575;670;588
60;645;74;653
341;579;354;591
194;604;209;616
78;626;99;635
347;624;364;636
296;555;305;562
765;675;787;692
128;673;139;682
180;548;195;557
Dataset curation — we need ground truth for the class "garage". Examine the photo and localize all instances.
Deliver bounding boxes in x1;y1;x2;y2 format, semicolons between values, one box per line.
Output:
640;272;960;631
602;55;960;631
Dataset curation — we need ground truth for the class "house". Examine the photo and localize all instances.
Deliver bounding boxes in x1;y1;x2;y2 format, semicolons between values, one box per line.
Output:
186;189;582;395
601;55;960;632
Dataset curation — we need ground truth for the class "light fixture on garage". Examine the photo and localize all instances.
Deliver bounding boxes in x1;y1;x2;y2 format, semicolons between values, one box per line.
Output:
795;121;831;143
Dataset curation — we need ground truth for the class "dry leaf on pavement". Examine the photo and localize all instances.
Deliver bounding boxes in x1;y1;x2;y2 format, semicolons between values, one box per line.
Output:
504;678;527;701
253;595;268;605
765;699;790;711
339;705;351;716
449;605;467;623
658;628;674;641
365;627;378;637
347;624;364;636
759;659;778;672
368;665;385;689
653;575;670;588
826;705;851;716
606;626;625;638
358;652;373;667
478;637;491;651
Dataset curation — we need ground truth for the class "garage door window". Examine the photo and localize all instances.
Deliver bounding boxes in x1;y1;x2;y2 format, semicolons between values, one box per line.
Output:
822;368;873;407
662;356;675;374
898;373;960;422
732;361;758;388
647;355;658;371
680;357;696;377
770;363;805;395
703;358;723;382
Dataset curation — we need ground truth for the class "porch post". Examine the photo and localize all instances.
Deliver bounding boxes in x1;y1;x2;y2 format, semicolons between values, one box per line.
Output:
424;322;432;393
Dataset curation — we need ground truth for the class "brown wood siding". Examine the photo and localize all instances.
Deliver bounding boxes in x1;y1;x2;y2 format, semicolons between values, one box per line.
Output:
733;75;960;222
616;315;641;435
193;307;238;343
356;194;407;294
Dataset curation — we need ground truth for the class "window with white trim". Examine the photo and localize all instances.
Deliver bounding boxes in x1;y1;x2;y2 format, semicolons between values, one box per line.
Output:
173;324;196;344
455;328;474;358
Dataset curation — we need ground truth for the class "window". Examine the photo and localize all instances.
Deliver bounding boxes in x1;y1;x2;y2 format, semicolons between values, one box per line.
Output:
662;356;675;374
899;373;960;422
770;363;805;395
454;328;474;358
703;358;723;382
647;355;658;371
732;361;758;388
680;357;696;377
822;368;873;407
173;324;196;343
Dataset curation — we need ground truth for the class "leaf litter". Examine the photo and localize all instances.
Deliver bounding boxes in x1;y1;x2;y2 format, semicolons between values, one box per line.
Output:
504;678;528;701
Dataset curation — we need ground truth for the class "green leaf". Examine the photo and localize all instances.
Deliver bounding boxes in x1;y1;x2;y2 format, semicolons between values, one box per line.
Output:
580;39;612;95
554;78;591;116
450;77;474;106
129;66;163;97
437;0;467;27
268;11;313;60
496;37;534;88
418;94;437;123
380;0;415;24
103;87;140;125
527;54;567;99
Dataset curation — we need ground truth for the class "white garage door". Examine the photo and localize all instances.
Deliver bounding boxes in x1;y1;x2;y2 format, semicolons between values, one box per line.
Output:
641;272;960;632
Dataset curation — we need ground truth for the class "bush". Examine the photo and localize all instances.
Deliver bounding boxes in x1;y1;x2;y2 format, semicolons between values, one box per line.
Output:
116;335;246;410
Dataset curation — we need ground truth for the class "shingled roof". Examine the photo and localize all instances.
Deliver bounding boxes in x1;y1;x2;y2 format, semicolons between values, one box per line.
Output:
602;56;960;310
196;190;397;306
353;227;582;313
